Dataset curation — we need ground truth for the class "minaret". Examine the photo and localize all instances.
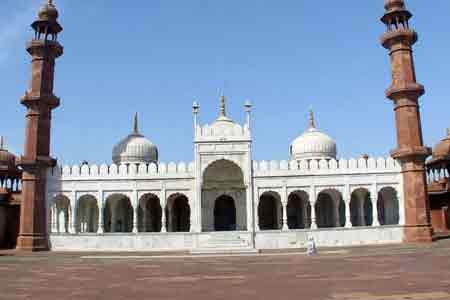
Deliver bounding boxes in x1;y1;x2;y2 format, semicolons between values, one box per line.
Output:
16;0;63;251
380;0;433;242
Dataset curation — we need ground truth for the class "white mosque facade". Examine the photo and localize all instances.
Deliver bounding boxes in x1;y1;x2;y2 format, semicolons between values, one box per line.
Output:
47;98;405;252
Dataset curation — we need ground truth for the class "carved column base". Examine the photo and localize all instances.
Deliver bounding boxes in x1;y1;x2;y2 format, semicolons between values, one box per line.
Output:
403;224;433;243
16;234;49;252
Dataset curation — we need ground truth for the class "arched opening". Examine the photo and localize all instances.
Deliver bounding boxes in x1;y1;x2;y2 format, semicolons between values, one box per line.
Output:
214;195;236;231
350;188;373;227
202;159;247;232
377;187;400;225
104;194;133;233
258;192;282;230
287;191;311;229
316;189;345;228
138;194;162;232
52;195;71;233
77;195;99;233
166;194;190;232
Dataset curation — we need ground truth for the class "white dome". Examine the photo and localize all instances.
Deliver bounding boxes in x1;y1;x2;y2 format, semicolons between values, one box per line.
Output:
290;111;337;160
112;114;158;164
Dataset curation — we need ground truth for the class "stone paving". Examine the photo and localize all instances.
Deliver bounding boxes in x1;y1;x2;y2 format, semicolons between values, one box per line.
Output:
1;240;450;300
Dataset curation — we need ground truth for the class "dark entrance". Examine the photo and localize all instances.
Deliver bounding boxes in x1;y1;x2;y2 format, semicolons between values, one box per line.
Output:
214;195;236;231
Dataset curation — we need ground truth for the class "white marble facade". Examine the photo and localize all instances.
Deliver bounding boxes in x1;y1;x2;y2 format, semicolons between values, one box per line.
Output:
47;99;405;251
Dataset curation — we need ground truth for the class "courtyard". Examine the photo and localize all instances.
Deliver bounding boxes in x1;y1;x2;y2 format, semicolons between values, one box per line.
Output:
1;240;450;300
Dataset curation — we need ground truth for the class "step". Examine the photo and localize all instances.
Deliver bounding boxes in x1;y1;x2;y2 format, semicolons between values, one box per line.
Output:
190;248;259;255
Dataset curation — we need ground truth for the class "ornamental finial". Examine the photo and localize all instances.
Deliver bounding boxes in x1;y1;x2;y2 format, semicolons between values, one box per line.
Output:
133;112;139;134
309;109;315;128
220;94;226;117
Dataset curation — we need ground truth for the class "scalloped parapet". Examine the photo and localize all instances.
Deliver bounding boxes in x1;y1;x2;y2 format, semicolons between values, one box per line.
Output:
252;157;401;176
49;162;195;179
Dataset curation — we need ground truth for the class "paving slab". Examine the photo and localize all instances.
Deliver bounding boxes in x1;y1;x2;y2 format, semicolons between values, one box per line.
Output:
1;240;450;300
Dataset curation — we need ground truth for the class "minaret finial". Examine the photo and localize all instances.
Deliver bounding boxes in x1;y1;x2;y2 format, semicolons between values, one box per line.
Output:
309;109;315;128
220;94;226;117
133;112;139;134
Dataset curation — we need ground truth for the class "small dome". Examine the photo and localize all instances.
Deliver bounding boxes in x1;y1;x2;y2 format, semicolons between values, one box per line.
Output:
290;111;337;160
112;114;158;164
384;0;405;10
432;129;450;160
38;1;59;21
0;137;17;170
206;95;244;137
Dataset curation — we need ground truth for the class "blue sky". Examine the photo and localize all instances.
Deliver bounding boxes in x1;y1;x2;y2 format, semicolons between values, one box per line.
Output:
1;0;449;165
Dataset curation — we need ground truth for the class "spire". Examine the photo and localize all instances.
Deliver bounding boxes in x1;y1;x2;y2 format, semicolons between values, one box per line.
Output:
133;112;139;134
309;109;316;128
219;94;226;117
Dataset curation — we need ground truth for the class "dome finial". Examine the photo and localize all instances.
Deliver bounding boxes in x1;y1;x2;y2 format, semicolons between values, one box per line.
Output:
133;112;139;134
309;109;316;128
219;94;226;117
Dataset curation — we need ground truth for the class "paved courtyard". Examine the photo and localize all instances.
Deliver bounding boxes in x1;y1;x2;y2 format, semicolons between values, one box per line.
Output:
1;240;450;300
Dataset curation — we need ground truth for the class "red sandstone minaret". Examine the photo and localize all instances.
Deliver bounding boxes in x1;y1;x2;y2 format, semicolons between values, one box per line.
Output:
381;0;433;242
16;0;63;251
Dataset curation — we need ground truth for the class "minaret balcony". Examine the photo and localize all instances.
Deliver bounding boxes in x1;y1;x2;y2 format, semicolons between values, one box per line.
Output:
26;40;63;58
385;82;424;100
381;29;417;49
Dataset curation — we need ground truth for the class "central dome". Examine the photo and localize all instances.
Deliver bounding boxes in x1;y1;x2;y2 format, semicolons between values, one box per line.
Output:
112;114;158;164
290;111;337;160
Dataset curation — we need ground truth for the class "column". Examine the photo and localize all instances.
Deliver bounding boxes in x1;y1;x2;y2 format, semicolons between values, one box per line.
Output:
50;204;56;233
309;185;317;229
190;193;196;233
345;202;352;228
161;207;167;232
282;202;288;231
132;190;138;233
371;186;380;226
344;185;351;228
161;187;167;232
372;195;380;226
97;194;104;234
281;183;288;231
70;192;77;234
68;204;74;234
254;189;260;231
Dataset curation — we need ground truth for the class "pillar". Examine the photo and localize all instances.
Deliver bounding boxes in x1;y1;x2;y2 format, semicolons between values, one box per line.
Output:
310;186;317;229
97;194;104;234
70;195;76;234
132;191;138;233
282;202;289;231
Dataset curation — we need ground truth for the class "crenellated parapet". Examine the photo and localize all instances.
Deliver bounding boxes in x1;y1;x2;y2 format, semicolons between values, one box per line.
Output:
253;157;401;177
49;162;195;180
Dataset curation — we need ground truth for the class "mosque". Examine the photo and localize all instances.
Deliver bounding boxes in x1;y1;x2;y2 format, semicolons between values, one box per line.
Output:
0;0;448;252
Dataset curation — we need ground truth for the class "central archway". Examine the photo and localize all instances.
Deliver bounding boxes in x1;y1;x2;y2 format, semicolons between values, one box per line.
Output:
214;195;236;231
201;159;247;232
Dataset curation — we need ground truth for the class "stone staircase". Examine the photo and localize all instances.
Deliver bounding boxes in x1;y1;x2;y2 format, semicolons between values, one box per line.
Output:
191;232;258;254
